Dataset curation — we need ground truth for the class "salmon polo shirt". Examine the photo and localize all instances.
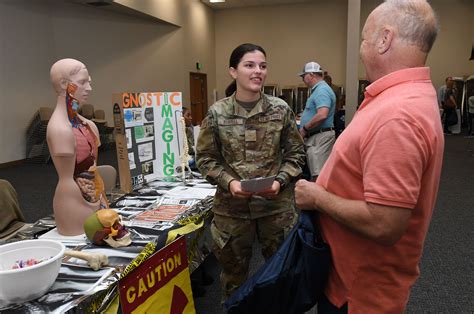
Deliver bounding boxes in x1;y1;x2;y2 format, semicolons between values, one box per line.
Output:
317;67;444;313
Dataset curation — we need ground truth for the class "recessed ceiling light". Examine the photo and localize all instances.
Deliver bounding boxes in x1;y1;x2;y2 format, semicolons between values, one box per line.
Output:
210;0;226;3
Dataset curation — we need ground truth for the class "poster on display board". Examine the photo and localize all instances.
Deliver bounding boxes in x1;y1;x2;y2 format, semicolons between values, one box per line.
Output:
113;92;185;192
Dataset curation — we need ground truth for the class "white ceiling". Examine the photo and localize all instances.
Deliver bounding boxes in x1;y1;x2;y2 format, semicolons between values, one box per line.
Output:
201;0;315;10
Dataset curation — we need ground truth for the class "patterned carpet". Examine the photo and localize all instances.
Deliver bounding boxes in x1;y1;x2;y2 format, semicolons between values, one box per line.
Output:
1;135;472;313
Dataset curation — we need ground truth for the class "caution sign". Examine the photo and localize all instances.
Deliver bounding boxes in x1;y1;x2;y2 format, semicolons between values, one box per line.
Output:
119;236;195;313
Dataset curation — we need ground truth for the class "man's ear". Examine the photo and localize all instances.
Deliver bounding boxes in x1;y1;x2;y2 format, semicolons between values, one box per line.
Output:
378;27;394;54
229;67;237;80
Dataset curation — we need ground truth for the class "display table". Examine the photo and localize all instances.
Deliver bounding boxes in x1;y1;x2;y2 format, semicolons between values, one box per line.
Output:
0;176;215;313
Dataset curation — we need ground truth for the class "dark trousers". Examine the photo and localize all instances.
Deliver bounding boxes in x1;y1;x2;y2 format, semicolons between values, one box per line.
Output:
443;108;454;132
469;113;474;135
318;294;348;314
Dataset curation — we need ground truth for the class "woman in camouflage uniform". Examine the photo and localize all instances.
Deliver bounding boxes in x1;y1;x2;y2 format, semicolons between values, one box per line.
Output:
196;43;305;299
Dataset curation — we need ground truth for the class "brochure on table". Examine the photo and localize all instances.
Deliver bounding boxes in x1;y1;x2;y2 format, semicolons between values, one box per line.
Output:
114;92;186;192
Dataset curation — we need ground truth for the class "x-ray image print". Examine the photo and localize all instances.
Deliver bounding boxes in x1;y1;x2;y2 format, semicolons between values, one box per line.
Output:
138;142;153;162
123;108;144;128
142;160;154;176
126;128;132;149
128;152;136;170
144;107;154;122
134;125;154;143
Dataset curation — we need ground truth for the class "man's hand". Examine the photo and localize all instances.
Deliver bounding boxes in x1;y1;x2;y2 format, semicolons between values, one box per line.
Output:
299;127;307;138
255;180;281;199
295;179;411;245
229;180;253;199
295;179;324;210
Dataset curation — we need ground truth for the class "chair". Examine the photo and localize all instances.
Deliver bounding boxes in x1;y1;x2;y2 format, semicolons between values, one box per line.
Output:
39;107;53;121
0;180;27;239
296;85;310;114
79;104;95;119
92;109;107;124
280;86;296;113
96;165;117;193
263;84;278;96
26;106;53;164
92;109;115;149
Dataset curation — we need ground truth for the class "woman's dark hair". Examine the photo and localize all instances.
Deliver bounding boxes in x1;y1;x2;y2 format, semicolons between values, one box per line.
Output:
225;43;266;97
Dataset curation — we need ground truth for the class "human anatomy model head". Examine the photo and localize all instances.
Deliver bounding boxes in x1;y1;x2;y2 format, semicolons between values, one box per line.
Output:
50;59;92;127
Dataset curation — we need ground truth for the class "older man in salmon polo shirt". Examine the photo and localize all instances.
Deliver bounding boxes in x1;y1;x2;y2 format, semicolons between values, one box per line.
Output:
295;0;444;313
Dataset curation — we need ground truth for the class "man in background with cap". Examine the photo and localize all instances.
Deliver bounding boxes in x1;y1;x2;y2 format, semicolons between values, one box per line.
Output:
298;61;336;181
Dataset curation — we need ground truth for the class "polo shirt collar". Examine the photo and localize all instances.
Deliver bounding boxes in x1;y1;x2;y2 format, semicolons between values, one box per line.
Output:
311;79;325;92
358;67;431;112
365;67;431;98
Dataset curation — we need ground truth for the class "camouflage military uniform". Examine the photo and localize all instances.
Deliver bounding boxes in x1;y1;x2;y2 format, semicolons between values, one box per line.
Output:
196;93;305;298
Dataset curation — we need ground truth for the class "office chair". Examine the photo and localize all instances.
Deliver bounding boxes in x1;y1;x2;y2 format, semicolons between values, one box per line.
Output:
96;165;117;193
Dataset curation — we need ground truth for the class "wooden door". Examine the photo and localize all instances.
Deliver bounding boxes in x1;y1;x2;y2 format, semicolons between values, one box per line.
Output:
189;72;208;125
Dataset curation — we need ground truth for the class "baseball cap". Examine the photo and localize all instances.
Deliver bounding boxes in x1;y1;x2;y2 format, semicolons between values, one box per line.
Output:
297;62;323;77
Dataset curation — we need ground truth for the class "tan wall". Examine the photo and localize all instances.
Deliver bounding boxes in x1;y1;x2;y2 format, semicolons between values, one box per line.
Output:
215;0;348;100
215;0;474;100
427;0;474;88
0;0;215;164
181;0;216;103
359;0;474;89
1;0;472;164
115;0;182;26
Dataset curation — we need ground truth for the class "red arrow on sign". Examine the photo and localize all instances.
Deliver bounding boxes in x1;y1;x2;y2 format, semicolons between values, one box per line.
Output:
170;285;189;314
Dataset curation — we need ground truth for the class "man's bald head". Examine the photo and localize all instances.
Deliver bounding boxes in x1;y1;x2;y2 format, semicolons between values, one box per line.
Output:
375;0;439;53
360;0;439;82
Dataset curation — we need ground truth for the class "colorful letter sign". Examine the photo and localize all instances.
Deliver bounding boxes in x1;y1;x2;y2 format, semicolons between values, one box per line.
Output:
118;236;195;313
113;92;185;191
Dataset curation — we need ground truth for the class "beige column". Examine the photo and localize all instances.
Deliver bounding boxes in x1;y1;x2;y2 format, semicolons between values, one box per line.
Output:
345;0;361;124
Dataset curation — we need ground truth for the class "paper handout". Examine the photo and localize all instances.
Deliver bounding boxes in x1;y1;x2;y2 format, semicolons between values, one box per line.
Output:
240;176;276;193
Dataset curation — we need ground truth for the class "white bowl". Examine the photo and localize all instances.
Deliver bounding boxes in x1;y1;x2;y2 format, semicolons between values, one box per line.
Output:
0;239;65;305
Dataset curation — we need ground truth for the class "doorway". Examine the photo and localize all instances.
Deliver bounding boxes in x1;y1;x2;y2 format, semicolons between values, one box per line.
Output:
189;72;208;125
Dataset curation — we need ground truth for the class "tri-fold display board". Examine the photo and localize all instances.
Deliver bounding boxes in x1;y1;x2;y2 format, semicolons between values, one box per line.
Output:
113;92;185;192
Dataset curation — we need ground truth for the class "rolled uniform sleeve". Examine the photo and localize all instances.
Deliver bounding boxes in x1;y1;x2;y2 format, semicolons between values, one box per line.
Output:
277;110;306;186
196;111;235;191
